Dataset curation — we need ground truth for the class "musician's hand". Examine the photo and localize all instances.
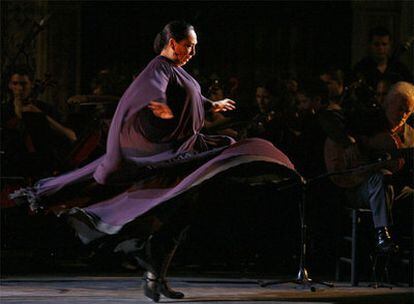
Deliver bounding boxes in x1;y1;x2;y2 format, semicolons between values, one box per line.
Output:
148;101;174;119
13;96;24;118
212;98;236;113
222;128;238;138
13;94;24;105
22;104;42;113
65;129;78;142
67;95;88;104
395;186;414;201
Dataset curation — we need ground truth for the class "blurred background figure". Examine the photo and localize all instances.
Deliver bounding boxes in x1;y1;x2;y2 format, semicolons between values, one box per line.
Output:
320;68;345;104
375;78;392;107
203;79;238;138
1;66;77;180
64;68;122;170
353;26;413;91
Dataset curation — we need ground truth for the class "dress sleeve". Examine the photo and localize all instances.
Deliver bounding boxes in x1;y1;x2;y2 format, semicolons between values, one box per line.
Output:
144;61;172;104
123;60;172;117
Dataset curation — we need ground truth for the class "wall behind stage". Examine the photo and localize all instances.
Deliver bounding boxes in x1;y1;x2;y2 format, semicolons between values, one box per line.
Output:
80;1;353;101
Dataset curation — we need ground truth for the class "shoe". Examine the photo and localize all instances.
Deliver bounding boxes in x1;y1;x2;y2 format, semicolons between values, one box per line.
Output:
159;278;184;299
376;227;399;254
142;271;184;301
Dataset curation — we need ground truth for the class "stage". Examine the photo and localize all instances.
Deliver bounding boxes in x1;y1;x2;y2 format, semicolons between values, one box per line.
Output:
1;274;413;303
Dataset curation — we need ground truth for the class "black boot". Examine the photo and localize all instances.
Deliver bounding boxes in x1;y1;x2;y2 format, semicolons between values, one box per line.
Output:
134;227;188;301
142;271;161;302
141;244;184;301
157;242;184;299
132;236;162;302
376;227;399;254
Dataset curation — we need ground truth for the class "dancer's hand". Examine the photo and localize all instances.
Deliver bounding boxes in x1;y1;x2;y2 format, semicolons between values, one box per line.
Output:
212;98;236;113
148;101;174;119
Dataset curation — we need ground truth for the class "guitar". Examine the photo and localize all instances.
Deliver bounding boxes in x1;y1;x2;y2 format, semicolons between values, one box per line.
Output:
324;132;413;188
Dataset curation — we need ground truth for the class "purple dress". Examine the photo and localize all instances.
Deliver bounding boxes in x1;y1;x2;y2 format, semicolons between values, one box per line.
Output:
12;56;297;243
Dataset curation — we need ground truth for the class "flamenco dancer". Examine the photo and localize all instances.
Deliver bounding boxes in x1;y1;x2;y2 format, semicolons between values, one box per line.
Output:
12;21;299;302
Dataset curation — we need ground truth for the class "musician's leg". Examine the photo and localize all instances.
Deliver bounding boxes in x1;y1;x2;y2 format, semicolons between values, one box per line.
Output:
348;172;398;253
364;172;394;229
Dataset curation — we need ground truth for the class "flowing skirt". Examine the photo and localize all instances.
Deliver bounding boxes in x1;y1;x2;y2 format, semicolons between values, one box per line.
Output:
11;138;299;244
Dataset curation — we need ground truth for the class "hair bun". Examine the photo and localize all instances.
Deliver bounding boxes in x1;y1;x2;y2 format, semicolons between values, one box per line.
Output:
153;21;194;54
153;31;165;54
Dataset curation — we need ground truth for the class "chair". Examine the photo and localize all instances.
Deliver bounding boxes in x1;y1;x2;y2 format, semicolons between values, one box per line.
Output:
336;208;373;286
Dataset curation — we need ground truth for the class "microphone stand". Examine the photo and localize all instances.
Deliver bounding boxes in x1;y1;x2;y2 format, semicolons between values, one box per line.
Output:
259;175;334;291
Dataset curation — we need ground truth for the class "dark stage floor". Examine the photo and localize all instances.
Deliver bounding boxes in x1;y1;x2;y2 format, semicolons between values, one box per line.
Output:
1;274;413;304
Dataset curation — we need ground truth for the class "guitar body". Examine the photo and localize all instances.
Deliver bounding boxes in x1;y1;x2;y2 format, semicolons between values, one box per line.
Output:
324;132;403;188
324;137;369;188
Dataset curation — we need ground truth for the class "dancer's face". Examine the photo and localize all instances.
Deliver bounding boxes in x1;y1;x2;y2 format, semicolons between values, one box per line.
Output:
172;30;197;66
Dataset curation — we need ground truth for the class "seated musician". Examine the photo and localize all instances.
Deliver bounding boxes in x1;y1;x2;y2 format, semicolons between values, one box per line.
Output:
1;66;77;179
321;81;414;253
240;82;283;144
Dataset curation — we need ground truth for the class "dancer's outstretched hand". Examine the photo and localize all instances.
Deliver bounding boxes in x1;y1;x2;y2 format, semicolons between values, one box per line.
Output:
212;98;236;113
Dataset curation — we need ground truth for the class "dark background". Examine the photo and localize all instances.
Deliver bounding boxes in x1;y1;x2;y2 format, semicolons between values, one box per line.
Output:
80;1;352;97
